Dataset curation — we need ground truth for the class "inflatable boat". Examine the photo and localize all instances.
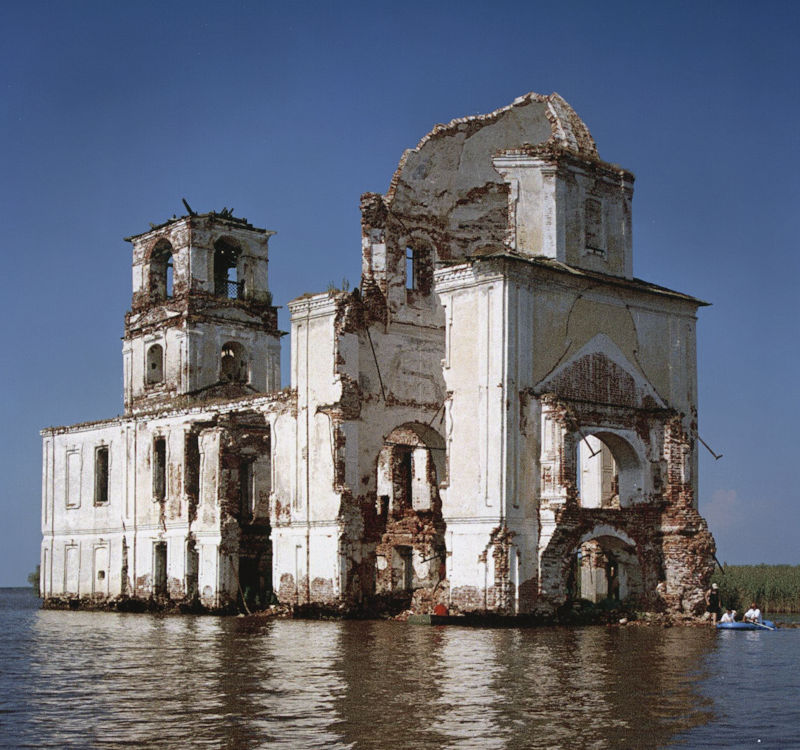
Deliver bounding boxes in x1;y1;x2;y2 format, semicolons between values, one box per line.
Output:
716;620;776;631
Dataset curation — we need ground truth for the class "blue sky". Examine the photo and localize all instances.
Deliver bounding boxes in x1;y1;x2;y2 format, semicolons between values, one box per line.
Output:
2;1;798;584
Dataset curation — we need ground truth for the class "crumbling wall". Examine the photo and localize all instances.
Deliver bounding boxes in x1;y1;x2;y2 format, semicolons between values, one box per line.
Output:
536;397;714;612
371;424;447;610
42;92;716;621
280;279;449;611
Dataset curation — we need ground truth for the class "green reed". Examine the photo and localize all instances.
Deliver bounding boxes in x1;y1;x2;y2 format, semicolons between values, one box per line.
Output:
711;564;800;613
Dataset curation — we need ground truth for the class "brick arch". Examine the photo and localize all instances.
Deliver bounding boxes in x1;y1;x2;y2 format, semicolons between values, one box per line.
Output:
572;525;636;551
540;512;653;606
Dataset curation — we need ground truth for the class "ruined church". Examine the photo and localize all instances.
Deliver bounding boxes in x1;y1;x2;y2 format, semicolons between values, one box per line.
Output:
40;92;716;615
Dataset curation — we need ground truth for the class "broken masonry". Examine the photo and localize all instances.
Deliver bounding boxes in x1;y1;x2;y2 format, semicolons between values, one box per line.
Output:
40;91;715;616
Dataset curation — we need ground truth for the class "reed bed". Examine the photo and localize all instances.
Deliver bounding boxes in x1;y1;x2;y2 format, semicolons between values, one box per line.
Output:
711;564;800;613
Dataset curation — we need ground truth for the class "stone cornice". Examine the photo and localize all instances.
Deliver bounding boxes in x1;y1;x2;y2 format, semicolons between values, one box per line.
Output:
125;213;274;244
435;253;707;310
288;292;341;319
41;390;297;436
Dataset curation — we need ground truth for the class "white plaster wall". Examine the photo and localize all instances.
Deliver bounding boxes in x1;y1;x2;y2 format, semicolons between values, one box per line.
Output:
269;295;344;599
126;321;281;403
438;267;509;518
289;295;341;523
42;394;291;604
561;168;633;278
42;422;126;598
270;524;340;602
493;155;634;279
269;411;297;519
438;266;543;609
126;325;185;403
445;521;500;602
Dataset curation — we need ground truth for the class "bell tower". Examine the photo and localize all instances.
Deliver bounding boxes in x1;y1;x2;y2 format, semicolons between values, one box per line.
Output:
122;209;281;413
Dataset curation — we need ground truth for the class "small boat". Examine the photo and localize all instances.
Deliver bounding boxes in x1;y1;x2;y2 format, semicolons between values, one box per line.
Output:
717;620;776;631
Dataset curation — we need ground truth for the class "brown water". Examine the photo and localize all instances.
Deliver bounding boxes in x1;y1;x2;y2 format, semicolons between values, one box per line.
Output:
3;589;799;748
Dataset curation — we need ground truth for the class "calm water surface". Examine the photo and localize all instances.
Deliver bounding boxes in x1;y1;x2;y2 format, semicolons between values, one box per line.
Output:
2;588;799;749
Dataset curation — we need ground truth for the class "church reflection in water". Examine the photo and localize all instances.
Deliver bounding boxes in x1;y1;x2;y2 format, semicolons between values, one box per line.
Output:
26;610;716;749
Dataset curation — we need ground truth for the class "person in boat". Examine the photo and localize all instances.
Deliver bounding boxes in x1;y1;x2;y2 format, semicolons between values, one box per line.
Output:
705;583;721;625
720;608;736;623
743;603;762;623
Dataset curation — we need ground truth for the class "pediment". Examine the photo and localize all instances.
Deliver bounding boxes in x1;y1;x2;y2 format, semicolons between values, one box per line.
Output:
536;334;665;409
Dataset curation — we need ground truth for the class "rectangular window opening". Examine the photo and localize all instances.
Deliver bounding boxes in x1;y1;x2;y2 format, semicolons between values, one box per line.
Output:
405;247;415;290
185;434;200;499
153;437;166;501
396;546;413;590
400;450;413;507
584;197;605;256
66;450;81;508
185;540;199;599
153;541;167;597
94;446;109;506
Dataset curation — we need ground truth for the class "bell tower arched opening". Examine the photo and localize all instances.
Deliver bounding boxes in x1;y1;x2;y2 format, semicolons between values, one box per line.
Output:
146;343;164;385
220;341;248;384
213;237;243;299
149;239;174;302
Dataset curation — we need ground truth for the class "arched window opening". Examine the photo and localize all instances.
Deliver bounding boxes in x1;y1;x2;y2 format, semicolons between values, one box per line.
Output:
149;240;174;301
214;237;243;299
146;344;164;384
220;341;248;383
404;244;433;295
397;448;413;505
576;432;642;508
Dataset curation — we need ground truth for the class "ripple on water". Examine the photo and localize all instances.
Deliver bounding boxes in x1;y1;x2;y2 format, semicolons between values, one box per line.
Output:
3;591;799;749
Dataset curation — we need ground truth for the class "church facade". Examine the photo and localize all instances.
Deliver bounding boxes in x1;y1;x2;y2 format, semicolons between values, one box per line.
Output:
40;92;716;614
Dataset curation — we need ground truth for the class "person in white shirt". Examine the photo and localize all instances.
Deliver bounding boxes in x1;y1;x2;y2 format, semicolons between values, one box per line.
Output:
720;609;736;623
743;603;762;623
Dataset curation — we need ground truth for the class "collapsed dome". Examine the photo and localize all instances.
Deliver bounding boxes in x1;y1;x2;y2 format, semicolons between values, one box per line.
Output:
389;91;599;205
